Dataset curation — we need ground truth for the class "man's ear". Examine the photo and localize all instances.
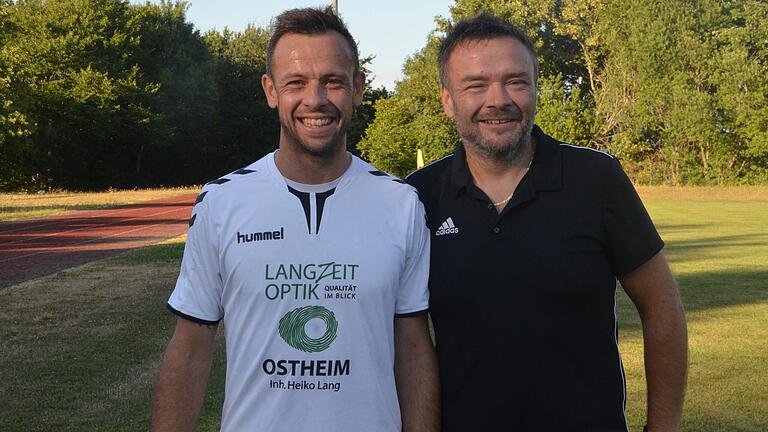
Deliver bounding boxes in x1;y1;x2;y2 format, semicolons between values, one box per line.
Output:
353;71;365;106
440;86;455;119
262;74;278;108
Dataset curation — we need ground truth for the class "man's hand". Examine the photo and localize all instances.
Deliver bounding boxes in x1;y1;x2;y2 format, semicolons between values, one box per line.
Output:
620;251;688;432
151;317;218;432
394;314;440;432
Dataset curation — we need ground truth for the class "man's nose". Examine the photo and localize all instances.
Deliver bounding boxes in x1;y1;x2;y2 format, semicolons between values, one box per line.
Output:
302;81;328;108
486;82;513;109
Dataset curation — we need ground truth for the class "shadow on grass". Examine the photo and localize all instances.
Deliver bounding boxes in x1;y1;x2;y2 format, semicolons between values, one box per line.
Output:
664;233;768;255
618;268;768;332
655;223;714;233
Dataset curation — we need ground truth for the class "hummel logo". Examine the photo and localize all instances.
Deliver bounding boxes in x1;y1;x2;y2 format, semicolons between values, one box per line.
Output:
435;217;459;236
237;228;285;244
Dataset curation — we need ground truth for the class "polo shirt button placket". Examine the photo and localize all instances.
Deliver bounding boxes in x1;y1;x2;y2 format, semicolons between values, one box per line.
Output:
492;226;501;234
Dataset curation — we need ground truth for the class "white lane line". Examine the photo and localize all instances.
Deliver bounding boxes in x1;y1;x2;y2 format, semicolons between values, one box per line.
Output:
0;217;189;264
0;195;194;235
0;205;189;248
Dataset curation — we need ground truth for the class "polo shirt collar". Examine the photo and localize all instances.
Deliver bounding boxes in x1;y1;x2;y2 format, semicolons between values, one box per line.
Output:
447;144;471;197
447;124;563;197
530;125;563;191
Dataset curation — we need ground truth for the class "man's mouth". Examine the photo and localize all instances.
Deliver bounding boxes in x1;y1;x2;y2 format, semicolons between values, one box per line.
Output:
300;117;334;127
480;119;513;125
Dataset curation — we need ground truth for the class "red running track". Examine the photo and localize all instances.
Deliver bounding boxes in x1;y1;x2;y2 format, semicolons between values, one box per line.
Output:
0;194;196;288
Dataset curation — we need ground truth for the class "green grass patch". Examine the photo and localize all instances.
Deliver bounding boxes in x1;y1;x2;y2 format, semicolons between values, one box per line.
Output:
0;241;224;432
112;236;188;265
619;198;768;431
0;189;766;431
0;187;197;221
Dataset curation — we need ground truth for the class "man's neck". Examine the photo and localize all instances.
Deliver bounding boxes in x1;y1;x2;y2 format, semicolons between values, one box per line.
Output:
274;142;351;185
465;136;535;210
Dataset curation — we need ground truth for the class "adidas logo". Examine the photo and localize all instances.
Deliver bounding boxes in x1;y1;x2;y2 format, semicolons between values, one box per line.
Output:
435;217;459;236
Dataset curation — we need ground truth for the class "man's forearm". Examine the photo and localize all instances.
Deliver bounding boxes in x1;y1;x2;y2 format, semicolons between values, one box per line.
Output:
620;252;688;432
642;305;688;431
394;316;440;432
151;320;217;432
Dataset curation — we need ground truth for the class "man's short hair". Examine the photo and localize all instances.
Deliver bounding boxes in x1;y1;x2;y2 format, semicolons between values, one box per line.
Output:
266;7;360;77
438;12;539;86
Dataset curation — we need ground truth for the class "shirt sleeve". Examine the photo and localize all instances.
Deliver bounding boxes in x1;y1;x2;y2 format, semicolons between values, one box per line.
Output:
603;158;664;276
167;192;224;324
395;192;431;317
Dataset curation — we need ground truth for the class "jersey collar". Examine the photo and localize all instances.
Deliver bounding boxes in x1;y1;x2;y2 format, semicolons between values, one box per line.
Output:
447;124;563;198
267;151;360;194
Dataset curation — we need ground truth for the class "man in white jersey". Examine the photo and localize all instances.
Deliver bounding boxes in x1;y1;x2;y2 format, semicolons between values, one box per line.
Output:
151;7;439;432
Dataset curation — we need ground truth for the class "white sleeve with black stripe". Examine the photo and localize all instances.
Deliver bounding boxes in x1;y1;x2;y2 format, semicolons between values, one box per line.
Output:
167;193;224;325
395;192;430;318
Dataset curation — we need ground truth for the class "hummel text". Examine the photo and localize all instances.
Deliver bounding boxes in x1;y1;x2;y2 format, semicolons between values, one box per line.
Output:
237;227;284;243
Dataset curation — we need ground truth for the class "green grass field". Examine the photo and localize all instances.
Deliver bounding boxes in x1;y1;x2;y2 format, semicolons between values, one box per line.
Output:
620;193;768;431
0;187;766;431
0;187;197;221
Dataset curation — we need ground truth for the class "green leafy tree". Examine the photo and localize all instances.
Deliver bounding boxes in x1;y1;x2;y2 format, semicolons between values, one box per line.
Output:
709;0;768;183
200;25;279;179
128;0;220;184
361;0;768;184
3;0;765;188
596;0;768;184
347;56;390;156
0;0;34;189
359;0;599;177
536;74;596;148
1;0;165;189
358;36;458;177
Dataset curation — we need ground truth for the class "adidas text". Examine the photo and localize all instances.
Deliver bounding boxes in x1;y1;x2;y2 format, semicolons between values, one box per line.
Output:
436;226;459;236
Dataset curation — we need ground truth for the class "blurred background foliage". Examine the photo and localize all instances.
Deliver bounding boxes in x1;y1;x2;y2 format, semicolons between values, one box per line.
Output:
1;0;767;190
359;0;768;184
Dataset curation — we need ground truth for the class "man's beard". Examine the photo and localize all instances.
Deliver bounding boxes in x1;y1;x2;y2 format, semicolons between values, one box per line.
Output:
457;111;534;163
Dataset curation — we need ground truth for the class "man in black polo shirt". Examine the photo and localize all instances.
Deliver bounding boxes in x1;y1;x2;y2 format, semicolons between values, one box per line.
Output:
405;13;688;432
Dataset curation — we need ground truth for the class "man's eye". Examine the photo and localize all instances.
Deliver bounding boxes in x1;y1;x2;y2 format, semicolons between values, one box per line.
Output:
286;80;304;88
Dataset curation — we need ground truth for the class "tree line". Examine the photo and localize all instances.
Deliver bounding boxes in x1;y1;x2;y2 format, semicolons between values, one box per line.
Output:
0;0;384;191
359;0;768;185
2;0;767;190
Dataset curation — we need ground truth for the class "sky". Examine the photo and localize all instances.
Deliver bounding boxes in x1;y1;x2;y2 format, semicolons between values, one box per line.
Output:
130;1;455;90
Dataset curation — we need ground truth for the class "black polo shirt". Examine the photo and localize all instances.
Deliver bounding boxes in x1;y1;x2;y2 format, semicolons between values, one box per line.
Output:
406;126;663;431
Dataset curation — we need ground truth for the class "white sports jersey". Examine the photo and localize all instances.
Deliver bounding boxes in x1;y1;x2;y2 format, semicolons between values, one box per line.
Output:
168;153;430;432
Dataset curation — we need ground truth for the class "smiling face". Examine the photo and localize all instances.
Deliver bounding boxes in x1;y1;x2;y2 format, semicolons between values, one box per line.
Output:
262;31;364;159
441;37;537;162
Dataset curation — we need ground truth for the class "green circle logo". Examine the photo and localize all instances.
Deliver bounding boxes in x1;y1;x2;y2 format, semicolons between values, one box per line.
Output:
278;305;338;352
